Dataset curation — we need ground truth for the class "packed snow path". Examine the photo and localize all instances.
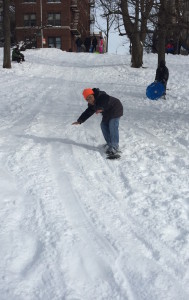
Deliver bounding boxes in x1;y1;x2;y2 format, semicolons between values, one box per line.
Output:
0;49;189;300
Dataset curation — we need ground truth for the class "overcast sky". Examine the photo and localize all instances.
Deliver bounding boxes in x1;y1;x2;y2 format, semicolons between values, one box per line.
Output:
108;30;129;54
93;6;129;55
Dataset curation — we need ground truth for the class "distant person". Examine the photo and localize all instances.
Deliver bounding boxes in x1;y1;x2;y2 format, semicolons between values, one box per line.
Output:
12;46;25;63
166;42;174;54
99;37;103;54
84;37;91;52
81;43;86;52
92;36;97;53
155;60;169;99
75;37;83;52
180;44;189;55
103;36;107;53
72;88;123;156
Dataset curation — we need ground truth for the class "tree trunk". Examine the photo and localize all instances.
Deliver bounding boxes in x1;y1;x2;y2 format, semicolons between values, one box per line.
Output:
120;0;148;68
157;0;167;65
131;35;143;68
157;26;166;64
106;17;109;52
3;0;11;69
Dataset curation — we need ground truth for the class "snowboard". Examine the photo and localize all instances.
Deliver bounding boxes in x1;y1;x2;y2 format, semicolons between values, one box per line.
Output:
146;82;165;100
106;153;121;160
101;145;121;159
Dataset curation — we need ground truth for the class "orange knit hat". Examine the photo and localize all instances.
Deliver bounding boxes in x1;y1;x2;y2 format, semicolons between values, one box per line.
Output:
82;88;94;100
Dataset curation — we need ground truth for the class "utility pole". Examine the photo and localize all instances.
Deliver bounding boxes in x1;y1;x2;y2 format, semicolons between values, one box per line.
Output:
40;0;43;48
3;0;11;68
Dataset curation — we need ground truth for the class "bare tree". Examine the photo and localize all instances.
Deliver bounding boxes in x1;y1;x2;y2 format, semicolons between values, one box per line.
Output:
3;0;11;68
97;0;155;68
119;0;154;67
156;0;167;64
96;0;187;67
149;0;189;61
95;0;116;52
149;0;184;60
175;0;189;52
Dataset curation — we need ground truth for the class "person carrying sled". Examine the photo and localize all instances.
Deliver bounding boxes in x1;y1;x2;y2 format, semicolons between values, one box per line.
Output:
155;60;169;99
12;46;25;63
72;88;123;156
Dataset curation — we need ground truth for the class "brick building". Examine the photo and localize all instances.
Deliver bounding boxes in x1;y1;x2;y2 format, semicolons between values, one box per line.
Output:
14;0;94;51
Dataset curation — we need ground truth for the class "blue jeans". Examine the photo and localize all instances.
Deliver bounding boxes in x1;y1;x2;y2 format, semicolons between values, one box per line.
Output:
100;118;120;150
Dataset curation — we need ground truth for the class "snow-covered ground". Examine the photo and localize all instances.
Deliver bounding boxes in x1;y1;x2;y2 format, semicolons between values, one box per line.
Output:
0;48;189;300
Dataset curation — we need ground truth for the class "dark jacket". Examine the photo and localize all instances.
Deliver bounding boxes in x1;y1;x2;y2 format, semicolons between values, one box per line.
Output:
155;61;169;84
84;37;91;48
77;88;123;124
76;37;83;47
92;37;97;47
12;48;24;61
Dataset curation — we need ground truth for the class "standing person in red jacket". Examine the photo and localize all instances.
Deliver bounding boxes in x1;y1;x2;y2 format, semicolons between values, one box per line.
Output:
165;42;174;54
72;88;123;156
99;37;103;54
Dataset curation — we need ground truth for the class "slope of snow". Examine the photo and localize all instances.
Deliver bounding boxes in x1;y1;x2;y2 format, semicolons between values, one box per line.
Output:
0;48;189;300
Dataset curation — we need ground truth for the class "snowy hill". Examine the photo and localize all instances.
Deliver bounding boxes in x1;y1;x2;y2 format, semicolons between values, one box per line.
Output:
0;48;189;300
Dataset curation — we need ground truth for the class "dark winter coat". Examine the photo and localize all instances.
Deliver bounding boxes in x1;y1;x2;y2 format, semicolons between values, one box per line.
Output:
155;62;169;84
84;37;91;48
77;88;123;124
12;48;24;61
92;37;97;47
76;37;83;47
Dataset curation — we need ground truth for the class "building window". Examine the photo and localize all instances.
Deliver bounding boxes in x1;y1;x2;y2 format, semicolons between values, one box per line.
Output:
24;14;36;27
48;37;61;49
47;0;61;2
48;13;61;26
23;0;36;2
